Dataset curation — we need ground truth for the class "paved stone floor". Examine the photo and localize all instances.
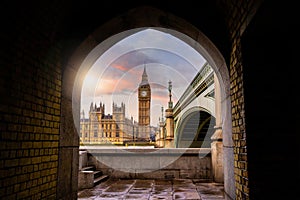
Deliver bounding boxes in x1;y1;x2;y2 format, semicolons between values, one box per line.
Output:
78;178;224;200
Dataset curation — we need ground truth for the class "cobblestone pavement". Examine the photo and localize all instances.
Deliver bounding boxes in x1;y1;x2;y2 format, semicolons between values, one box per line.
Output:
78;178;224;200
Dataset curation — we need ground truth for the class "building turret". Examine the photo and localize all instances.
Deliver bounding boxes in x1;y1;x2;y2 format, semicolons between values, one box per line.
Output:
90;102;94;112
156;106;165;148
112;102;126;135
81;109;85;120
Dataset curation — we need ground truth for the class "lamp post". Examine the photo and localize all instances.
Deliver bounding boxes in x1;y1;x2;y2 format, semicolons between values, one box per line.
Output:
168;80;173;109
132;117;135;145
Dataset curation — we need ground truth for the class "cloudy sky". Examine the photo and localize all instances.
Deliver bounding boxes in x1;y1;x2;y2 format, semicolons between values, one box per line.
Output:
81;28;206;126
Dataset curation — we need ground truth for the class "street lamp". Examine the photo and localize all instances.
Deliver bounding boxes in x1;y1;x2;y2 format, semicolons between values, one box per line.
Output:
132;117;135;145
168;80;173;109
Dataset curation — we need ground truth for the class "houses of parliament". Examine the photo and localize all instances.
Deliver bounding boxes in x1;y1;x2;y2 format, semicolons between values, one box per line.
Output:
79;67;155;145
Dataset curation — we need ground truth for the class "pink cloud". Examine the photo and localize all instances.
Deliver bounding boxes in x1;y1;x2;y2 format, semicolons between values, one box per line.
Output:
152;92;178;105
152;94;169;103
95;79;116;94
95;78;137;95
111;64;128;71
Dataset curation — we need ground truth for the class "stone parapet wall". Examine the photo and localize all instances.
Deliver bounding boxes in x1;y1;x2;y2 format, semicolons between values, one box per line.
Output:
82;148;212;180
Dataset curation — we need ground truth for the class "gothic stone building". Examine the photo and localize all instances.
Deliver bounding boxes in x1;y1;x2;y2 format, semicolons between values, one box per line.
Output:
80;102;137;145
80;66;153;145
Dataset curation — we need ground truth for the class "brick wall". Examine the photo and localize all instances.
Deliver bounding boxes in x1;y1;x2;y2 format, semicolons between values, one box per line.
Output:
219;0;263;199
0;2;63;199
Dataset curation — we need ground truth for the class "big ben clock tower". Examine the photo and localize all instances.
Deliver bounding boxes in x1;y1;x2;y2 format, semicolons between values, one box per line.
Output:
138;66;151;140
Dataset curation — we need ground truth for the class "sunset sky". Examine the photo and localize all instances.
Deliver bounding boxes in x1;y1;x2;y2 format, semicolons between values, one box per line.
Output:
81;28;206;126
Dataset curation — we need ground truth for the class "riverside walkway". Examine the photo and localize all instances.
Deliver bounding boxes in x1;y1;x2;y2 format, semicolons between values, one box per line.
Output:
78;178;224;200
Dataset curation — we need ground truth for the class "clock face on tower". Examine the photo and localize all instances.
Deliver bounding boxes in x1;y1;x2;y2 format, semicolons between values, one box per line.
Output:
138;66;151;132
141;90;147;97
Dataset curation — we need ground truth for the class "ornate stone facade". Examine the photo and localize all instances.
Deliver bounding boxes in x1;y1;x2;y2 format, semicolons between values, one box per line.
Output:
80;102;137;145
80;67;155;145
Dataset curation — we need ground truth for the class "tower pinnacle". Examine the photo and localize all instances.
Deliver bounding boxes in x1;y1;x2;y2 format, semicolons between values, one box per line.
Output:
140;64;149;86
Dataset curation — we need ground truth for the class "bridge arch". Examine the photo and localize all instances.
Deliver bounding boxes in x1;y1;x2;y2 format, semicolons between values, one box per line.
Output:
62;5;234;198
176;106;216;148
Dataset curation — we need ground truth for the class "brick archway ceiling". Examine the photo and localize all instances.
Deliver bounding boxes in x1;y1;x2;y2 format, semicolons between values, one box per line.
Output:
61;3;230;66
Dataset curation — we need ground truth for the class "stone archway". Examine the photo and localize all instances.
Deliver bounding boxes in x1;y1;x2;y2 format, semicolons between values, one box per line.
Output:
60;6;234;199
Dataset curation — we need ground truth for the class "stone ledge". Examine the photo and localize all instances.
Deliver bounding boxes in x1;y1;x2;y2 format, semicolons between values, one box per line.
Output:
80;147;211;156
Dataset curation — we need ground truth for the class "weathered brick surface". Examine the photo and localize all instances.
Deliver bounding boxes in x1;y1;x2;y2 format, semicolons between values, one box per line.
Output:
0;2;62;199
219;0;263;199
